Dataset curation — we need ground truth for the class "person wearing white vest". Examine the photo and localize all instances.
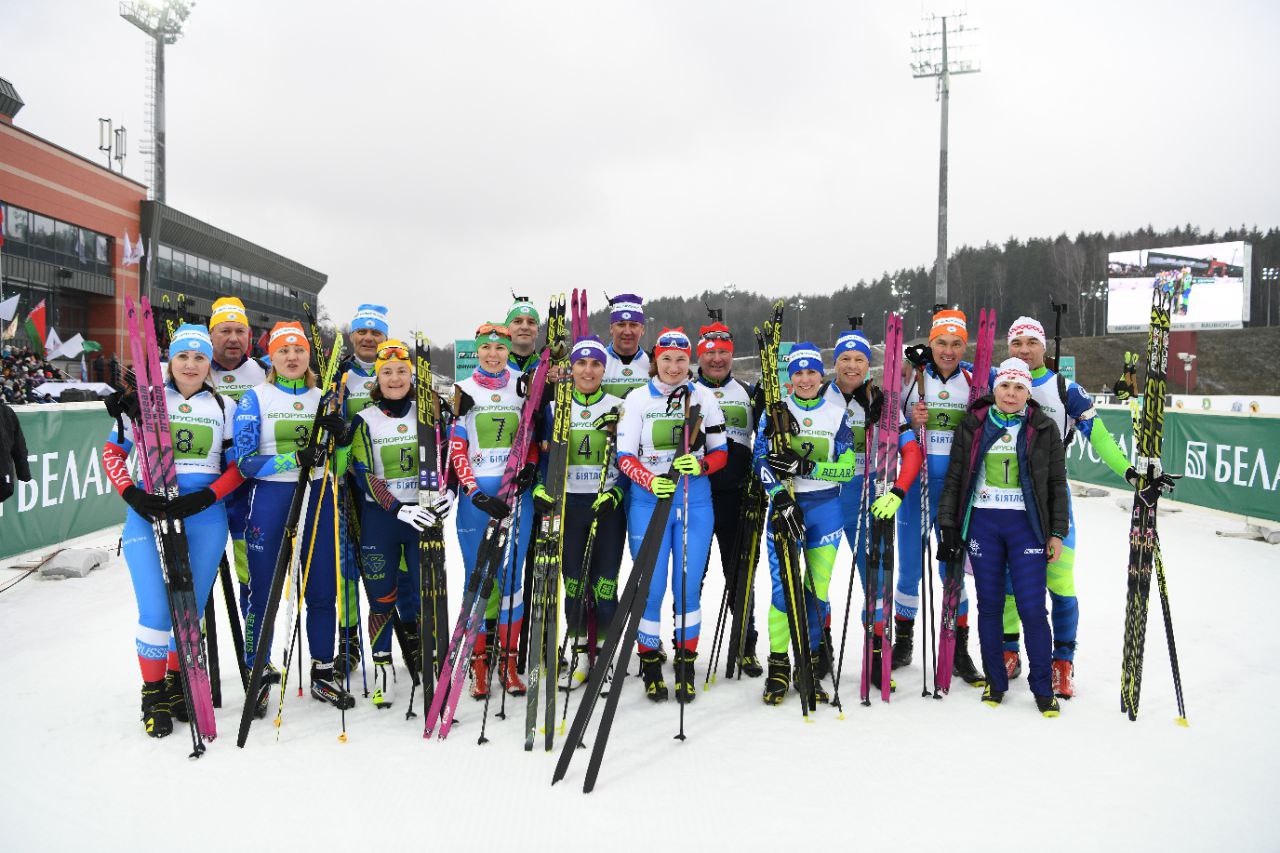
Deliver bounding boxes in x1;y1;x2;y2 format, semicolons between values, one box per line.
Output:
345;339;451;709
233;322;350;714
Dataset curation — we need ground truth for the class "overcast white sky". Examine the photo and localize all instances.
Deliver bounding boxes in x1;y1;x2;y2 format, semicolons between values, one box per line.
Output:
3;0;1278;339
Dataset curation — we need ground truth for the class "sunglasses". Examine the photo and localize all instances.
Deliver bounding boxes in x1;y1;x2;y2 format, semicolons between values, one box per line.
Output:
377;343;410;361
700;331;732;342
475;323;510;338
657;332;690;349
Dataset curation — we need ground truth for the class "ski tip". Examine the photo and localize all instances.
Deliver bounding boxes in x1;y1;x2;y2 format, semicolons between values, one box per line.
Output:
1175;716;1190;728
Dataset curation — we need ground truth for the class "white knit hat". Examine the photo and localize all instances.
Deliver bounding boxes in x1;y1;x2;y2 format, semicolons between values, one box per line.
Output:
994;357;1032;392
1007;316;1047;348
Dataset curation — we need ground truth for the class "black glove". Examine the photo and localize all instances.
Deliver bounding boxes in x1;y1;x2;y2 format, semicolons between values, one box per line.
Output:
165;488;216;519
515;462;538;494
123;485;167;521
313;413;346;442
766;447;813;479
1125;465;1180;498
295;445;325;470
471;490;511;520
770;490;805;539
105;389;141;422
853;382;883;425
937;527;964;564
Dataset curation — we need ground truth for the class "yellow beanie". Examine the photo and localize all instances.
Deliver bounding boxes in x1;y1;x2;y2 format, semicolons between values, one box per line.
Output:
210;297;249;330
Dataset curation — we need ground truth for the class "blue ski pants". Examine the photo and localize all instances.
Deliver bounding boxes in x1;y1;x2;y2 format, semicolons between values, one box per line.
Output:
896;454;969;621
628;476;713;652
456;476;533;629
562;491;624;639
1004;497;1078;661
765;488;843;653
968;507;1052;696
358;502;420;655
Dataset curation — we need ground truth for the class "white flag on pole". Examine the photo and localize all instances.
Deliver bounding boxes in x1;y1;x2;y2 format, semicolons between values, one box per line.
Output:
0;293;18;323
49;333;85;361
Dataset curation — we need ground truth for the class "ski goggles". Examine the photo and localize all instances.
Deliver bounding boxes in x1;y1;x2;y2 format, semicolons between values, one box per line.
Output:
654;328;691;358
474;323;512;349
696;329;733;356
376;341;410;362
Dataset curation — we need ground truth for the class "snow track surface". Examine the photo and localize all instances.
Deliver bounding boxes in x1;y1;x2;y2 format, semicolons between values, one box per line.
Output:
0;489;1274;852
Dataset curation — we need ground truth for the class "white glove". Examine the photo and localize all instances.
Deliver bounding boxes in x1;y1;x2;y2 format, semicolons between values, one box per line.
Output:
421;492;453;524
397;504;436;531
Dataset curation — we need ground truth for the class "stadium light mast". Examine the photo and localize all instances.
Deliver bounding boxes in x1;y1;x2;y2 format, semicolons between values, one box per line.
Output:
912;12;980;306
120;1;193;203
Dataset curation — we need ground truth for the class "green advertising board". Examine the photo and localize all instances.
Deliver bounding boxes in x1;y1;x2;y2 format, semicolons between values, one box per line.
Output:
1058;355;1076;384
0;405;125;560
777;341;794;389
454;338;478;382
1066;406;1280;523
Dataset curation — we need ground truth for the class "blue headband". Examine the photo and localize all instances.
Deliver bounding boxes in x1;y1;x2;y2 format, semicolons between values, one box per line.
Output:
609;293;645;324
786;342;824;378
168;323;213;361
571;335;608;365
834;331;872;361
351;304;389;336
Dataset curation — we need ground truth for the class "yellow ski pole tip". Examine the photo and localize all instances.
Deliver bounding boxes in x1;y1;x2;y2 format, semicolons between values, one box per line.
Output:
338;733;348;742
837;712;846;720
1175;717;1189;727
273;717;281;728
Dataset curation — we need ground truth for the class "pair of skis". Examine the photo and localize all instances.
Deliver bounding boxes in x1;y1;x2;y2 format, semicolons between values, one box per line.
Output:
861;313;903;704
525;294;573;750
757;301;821;716
1120;272;1188;724
409;335;450;722
425;339;550;740
934;308;995;694
553;392;702;793
125;296;217;757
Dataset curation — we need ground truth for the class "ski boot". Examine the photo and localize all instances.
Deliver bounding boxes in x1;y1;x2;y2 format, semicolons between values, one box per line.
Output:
869;636;896;694
795;653;830;705
738;628;764;678
1035;694;1061;718
812;627;834;679
254;662;281;719
762;653;791;705
333;626;361;681
311;661;356;710
371;652;396;709
1004;650;1023;680
891;617;914;670
560;642;591;691
952;626;985;686
401;622;422;676
469;634;491;701
1052;659;1075;699
981;683;1005;707
498;649;526;696
673;649;697;704
162;669;189;723
639;650;668;702
140;679;173;738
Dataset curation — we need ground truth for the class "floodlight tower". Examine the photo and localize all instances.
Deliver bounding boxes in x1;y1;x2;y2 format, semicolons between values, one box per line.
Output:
911;12;980;306
120;1;193;203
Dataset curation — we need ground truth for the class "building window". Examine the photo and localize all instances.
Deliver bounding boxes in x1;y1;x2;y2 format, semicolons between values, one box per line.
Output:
5;206;28;241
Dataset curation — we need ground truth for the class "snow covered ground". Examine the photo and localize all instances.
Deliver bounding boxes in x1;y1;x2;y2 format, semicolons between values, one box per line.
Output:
1;487;1276;852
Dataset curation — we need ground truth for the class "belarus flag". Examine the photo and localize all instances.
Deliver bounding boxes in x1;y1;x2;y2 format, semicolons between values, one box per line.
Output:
25;299;47;356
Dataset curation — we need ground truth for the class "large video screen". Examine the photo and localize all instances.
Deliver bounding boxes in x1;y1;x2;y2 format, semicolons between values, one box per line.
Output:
1107;241;1252;332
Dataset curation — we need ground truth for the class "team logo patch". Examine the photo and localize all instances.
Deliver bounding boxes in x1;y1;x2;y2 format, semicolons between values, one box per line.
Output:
1001;433;1012;443
293;402;304;411
491;393;501;403
622;368;633;377
803;417;813;427
222;375;235;383
580;410;591;419
363;381;374;391
714;391;724;399
178;403;192;414
397;424;408;433
938;390;950;400
472;453;483;465
622;311;632;320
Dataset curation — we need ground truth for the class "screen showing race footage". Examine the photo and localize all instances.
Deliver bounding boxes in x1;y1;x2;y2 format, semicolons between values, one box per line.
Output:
1107;241;1252;332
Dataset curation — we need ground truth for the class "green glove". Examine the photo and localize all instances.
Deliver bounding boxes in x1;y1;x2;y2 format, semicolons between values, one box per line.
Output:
591;487;622;518
671;454;702;476
532;484;555;513
871;488;904;520
650;476;677;499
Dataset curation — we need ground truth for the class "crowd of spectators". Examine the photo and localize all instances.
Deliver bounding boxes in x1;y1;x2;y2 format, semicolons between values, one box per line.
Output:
1;346;66;404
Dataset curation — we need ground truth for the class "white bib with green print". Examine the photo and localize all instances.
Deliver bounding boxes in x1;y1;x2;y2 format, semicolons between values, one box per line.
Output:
973;420;1025;510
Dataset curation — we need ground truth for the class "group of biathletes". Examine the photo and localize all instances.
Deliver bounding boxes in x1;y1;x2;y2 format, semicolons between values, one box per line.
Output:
105;292;1180;741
